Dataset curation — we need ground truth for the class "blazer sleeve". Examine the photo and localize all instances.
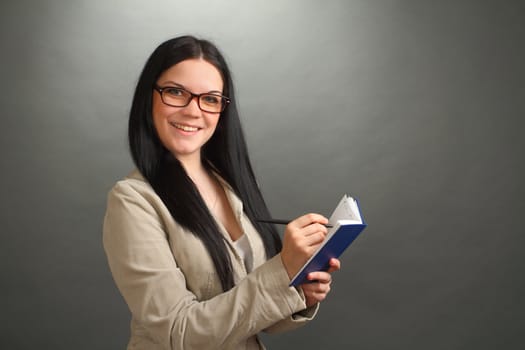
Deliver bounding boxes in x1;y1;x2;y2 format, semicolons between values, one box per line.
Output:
263;294;319;334
103;181;313;349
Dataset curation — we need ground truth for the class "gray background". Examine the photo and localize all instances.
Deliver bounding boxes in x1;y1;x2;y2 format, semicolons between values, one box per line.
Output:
1;0;524;349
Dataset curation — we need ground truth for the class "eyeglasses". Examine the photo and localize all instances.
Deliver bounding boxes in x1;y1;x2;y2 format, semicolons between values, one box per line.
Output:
153;85;230;113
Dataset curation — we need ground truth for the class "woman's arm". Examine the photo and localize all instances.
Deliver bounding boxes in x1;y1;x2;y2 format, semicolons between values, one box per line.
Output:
263;256;341;334
103;181;310;349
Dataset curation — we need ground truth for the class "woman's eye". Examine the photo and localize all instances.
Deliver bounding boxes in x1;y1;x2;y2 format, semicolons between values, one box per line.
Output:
165;87;184;96
202;95;220;105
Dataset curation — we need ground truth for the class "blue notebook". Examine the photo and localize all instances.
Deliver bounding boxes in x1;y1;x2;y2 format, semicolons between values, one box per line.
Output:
289;195;367;286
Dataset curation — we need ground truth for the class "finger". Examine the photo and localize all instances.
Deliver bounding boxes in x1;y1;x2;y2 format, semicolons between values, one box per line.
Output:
326;258;341;273
283;223;325;243
303;231;326;247
301;223;329;237
302;283;329;295
307;271;332;284
292;213;329;229
303;284;331;298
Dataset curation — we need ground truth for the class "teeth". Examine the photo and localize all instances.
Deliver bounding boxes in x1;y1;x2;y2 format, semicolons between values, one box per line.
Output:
173;123;198;132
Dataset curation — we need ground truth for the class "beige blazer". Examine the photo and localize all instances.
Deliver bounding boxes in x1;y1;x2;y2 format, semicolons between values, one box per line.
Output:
103;170;318;350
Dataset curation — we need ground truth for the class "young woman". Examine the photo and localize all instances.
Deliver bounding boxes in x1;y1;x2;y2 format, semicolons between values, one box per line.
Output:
103;35;340;350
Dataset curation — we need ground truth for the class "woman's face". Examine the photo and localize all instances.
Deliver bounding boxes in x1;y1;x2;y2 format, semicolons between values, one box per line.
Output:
152;58;224;163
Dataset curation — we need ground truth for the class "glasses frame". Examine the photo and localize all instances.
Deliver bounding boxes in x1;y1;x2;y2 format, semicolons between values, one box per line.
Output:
153;85;231;114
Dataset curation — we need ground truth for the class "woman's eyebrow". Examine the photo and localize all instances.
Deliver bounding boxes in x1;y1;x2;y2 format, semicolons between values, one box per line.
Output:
159;80;184;87
159;80;223;94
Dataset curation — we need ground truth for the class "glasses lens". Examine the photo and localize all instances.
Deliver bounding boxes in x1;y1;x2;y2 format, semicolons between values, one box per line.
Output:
162;87;191;107
199;94;224;113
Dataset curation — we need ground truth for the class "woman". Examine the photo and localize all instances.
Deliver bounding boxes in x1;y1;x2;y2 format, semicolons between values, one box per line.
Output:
103;35;340;350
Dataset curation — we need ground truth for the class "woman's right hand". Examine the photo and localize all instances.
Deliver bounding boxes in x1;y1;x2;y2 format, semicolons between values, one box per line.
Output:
280;213;329;280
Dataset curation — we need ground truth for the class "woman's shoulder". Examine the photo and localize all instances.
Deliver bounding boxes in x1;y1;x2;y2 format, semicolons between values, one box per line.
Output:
105;169;171;222
108;169;158;202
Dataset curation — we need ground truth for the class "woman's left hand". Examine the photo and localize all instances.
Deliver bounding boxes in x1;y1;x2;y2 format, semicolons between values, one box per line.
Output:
301;258;341;307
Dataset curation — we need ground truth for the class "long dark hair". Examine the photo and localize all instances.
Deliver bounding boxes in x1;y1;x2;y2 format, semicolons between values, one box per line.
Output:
128;35;282;291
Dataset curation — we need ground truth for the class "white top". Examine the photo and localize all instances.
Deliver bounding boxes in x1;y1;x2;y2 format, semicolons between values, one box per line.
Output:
232;234;253;273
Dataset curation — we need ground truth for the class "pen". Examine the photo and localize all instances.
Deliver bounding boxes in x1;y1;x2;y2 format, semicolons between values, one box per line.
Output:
256;218;333;228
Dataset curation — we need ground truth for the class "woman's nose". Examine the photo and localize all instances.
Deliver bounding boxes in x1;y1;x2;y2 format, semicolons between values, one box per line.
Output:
182;96;201;115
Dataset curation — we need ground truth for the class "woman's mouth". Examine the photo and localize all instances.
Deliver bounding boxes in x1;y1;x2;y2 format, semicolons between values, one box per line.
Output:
170;122;200;132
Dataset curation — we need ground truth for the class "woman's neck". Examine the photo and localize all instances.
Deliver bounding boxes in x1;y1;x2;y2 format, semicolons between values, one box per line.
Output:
177;153;215;192
177;153;205;178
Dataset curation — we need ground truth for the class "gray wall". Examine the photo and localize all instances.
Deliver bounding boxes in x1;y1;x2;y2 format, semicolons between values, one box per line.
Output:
1;0;524;349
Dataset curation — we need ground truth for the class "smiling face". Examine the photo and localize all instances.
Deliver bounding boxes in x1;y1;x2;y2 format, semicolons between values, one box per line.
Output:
152;58;224;164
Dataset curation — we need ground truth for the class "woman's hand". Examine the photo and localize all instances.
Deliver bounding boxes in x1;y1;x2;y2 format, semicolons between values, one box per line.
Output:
301;258;341;307
280;213;329;280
